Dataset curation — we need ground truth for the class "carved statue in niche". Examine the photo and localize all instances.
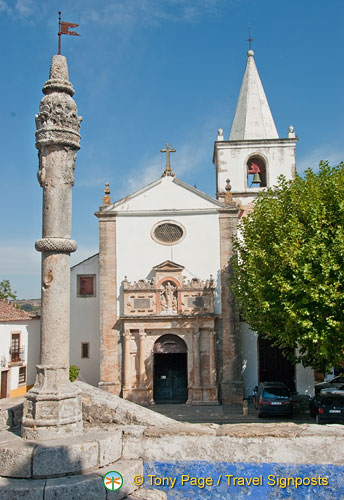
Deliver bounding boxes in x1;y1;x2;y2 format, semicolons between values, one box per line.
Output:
160;281;177;313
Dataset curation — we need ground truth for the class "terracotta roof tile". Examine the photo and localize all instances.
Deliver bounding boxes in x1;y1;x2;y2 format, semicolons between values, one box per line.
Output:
0;300;33;322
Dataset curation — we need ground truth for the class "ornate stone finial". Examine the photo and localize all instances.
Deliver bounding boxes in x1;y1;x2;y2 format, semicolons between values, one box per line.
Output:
288;125;296;138
44;55;74;96
224;179;232;204
160;143;176;177
247;49;254;57
102;181;112;205
35;55;82;152
225;179;232;192
217;128;224;141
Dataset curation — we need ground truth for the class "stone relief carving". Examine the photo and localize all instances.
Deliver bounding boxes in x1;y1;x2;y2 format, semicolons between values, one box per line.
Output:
160;281;178;313
35;94;81;132
122;275;214;316
37;154;46;187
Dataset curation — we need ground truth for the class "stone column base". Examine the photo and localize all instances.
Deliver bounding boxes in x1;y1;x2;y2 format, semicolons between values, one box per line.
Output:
220;380;243;404
129;387;150;405
21;365;83;440
187;386;219;405
202;385;219;404
98;380;121;396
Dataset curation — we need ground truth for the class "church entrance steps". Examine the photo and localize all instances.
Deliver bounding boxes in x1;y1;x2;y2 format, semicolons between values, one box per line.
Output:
0;397;24;429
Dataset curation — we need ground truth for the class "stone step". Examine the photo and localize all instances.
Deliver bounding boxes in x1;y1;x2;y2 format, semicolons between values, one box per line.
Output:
0;400;23;430
0;428;122;479
0;459;146;500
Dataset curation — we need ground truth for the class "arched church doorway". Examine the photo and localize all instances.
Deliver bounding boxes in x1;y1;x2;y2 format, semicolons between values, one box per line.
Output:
258;336;295;391
153;334;188;403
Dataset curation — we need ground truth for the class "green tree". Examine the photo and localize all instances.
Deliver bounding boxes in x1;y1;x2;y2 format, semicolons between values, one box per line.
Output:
0;280;17;300
231;162;344;373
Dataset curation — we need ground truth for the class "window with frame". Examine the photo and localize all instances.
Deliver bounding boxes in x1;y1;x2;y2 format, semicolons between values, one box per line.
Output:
151;220;186;246
11;333;21;362
19;367;26;384
77;275;96;297
81;342;90;359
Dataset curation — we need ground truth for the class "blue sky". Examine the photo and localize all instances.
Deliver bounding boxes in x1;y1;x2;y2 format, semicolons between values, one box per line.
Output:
1;0;343;299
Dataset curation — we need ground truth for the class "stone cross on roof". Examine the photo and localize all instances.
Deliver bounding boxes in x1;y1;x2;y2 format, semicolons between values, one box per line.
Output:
160;143;176;177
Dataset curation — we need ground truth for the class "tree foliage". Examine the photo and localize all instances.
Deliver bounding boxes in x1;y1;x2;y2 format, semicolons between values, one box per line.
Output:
69;365;80;382
0;280;17;300
231;162;344;372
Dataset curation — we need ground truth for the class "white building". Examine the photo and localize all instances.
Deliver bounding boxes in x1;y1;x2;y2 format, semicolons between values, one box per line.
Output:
0;300;40;399
70;50;314;402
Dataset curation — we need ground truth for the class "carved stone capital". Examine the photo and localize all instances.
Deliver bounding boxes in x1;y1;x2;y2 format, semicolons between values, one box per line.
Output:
35;238;77;253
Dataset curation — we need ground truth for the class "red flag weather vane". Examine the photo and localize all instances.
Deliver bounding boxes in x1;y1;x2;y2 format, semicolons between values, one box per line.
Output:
58;11;80;55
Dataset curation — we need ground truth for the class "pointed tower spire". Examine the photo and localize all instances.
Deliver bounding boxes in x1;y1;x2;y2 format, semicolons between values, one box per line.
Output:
229;50;279;140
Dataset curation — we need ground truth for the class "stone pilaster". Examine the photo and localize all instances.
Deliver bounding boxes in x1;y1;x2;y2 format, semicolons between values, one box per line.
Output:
138;330;146;388
209;330;216;386
123;330;132;398
219;210;243;403
192;329;202;402
96;212;121;395
22;55;83;439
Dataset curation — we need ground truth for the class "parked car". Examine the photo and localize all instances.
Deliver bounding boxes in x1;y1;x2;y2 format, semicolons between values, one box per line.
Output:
314;375;344;394
254;382;293;418
309;388;344;423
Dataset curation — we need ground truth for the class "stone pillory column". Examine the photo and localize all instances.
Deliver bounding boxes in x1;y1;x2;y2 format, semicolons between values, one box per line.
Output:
21;55;83;439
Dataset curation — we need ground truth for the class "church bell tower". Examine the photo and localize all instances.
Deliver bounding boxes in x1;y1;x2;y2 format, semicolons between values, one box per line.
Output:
213;50;298;215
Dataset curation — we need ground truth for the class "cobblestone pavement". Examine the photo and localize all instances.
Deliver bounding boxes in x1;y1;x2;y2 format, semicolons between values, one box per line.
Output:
144;399;314;424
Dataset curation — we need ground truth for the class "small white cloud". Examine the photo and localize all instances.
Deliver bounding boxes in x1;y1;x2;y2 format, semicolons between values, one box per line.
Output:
297;146;344;175
15;0;34;17
81;0;224;29
0;0;11;13
124;139;209;192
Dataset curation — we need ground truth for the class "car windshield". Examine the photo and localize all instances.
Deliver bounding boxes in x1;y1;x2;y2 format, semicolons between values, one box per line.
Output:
262;388;289;399
332;376;344;384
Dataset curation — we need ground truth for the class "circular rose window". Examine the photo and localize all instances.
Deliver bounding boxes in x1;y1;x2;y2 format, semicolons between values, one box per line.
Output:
151;221;186;246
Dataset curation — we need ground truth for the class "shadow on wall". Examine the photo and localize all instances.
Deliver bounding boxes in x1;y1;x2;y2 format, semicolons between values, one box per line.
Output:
26;318;41;389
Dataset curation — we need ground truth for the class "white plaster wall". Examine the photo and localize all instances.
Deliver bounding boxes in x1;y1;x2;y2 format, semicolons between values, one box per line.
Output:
115;177;219;212
240;322;258;398
116;212;222;315
26;318;40;386
0;319;40;392
296;362;314;397
70;254;100;386
216;141;296;195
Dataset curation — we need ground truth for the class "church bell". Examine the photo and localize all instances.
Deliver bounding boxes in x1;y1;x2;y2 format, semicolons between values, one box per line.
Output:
252;171;261;184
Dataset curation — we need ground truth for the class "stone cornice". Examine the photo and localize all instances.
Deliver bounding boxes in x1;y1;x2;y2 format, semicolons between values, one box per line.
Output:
96;208;238;217
214;137;298;147
120;314;218;321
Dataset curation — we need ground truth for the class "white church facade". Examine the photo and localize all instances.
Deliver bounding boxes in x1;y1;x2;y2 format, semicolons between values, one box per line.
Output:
70;50;314;403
